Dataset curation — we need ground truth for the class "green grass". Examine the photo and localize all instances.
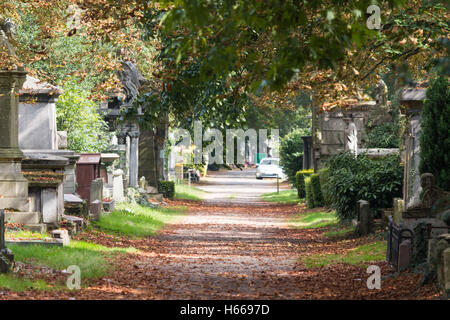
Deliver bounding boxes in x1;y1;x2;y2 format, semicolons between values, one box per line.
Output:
9;241;136;280
1;240;137;291
0;274;51;292
174;183;208;201
324;226;356;239
289;210;338;229
6;230;49;240
261;189;300;204
93;203;187;237
302;241;387;268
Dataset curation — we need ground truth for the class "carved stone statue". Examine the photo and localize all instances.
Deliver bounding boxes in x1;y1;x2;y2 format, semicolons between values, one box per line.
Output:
0;18;17;57
117;61;148;107
375;78;388;108
344;115;358;156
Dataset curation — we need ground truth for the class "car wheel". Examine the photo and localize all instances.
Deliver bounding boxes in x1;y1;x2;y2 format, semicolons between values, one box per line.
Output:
256;176;263;180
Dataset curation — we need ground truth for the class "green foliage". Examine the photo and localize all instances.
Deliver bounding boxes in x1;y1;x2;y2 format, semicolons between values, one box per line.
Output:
419;75;450;191
56;81;111;153
304;177;314;209
296;169;313;199
319;168;332;206
327;152;403;221
158;180;175;199
366;122;400;148
296;171;306;199
310;173;324;207
280;129;308;184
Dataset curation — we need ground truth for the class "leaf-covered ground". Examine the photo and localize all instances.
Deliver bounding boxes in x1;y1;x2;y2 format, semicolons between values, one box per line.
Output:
1;200;441;300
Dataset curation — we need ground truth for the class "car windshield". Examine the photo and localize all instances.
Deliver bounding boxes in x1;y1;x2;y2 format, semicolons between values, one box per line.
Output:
260;159;279;166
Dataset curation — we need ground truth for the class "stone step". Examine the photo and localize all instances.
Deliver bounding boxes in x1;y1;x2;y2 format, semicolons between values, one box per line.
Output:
4;211;40;224
0;197;30;212
23;223;47;233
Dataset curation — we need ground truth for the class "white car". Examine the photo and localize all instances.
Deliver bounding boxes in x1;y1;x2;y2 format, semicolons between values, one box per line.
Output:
256;158;285;179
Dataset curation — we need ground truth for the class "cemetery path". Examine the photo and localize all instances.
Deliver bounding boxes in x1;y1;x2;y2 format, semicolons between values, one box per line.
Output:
4;170;440;300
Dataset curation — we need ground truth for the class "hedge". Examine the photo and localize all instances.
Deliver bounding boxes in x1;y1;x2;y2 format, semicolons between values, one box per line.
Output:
327;152;403;221
158;180;175;199
310;173;324;207
319;168;331;206
305;177;314;208
296;169;314;199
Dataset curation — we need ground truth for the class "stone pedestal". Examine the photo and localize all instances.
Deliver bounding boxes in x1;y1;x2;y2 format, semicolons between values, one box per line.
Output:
0;70;29;212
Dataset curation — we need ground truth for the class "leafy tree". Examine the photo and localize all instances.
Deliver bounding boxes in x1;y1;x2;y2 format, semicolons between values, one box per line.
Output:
419;75;450;190
56;81;111;153
280;128;310;184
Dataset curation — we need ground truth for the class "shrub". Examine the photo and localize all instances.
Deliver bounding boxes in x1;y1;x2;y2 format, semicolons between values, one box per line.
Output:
310;173;324;207
305;177;314;209
327;152;403;221
366;122;400;148
419;74;450;191
158;181;175;199
296;169;313;199
280;129;308;184
319;168;331;206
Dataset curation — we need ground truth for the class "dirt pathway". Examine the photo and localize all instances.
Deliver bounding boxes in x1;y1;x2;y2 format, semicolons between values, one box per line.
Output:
5;170;440;300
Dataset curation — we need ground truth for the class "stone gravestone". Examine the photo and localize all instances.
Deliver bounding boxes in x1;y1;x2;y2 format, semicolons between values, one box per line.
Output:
0;210;14;273
112;169;125;202
358;200;372;235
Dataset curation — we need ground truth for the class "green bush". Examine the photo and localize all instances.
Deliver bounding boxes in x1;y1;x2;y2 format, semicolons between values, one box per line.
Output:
310;173;324;207
305;177;314;208
280;129;309;184
419;74;450;191
295;169;313;199
327;152;403;221
158;181;175;199
319;168;331;206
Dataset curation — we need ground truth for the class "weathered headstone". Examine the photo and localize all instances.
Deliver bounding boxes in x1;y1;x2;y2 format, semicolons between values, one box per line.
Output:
0;210;14;273
358;200;371;235
112;169;125;202
90;178;103;205
398;240;411;271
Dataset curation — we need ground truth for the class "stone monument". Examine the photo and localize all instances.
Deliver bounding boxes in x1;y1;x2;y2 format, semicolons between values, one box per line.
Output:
343;115;358;156
0;210;14;273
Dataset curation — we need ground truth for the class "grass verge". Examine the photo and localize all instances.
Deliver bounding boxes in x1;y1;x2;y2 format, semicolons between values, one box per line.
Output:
302;241;386;268
1;241;136;291
289;210;338;229
174;183;208;201
261;189;300;204
93;203;187;237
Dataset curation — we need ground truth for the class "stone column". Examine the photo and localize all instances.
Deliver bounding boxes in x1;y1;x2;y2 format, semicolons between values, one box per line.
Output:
128;126;140;188
0;70;29;212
